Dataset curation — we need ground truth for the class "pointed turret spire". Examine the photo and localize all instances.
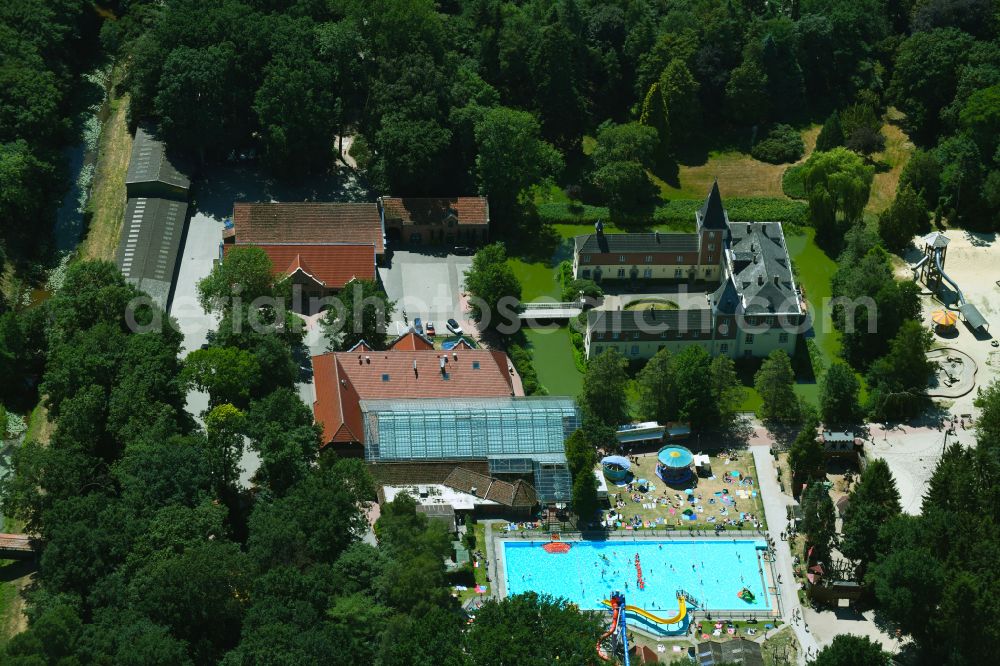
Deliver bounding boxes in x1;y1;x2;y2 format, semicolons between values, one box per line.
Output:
697;179;728;230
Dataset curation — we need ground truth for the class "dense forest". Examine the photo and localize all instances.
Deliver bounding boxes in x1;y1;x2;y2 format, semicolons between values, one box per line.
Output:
3;0;1000;664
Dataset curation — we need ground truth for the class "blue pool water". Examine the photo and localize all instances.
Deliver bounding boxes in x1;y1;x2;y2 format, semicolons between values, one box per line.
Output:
503;540;770;612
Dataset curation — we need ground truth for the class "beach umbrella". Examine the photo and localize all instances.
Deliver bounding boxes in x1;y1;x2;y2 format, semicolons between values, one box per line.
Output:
932;309;957;326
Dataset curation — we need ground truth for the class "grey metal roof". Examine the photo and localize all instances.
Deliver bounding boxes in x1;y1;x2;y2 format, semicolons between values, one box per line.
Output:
125;124;191;191
723;222;801;315
116;197;188;310
960;303;988;329
922;231;950;249
696;180;729;230
574;231;699;254
587;307;713;333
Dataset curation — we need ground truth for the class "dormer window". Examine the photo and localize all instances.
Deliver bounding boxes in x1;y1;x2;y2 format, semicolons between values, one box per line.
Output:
583;255;591;263
619;255;626;263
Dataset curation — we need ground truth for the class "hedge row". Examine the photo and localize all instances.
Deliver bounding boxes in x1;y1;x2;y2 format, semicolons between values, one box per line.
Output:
538;197;808;228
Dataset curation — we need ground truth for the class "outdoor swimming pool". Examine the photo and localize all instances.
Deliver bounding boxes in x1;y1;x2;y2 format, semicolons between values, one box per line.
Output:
502;539;770;612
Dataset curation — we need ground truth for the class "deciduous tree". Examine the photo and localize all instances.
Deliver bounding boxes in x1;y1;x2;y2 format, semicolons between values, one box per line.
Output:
755;349;800;423
463;243;522;335
579;348;629;430
322;279;396;351
819;361;862;427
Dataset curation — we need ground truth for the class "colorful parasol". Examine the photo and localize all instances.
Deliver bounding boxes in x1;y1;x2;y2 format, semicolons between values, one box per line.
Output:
932;310;958;326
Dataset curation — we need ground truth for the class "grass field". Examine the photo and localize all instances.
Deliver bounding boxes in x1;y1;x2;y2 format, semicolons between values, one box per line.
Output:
523;326;583;396
867;114;914;214
652;125;821;200
78;87;132;261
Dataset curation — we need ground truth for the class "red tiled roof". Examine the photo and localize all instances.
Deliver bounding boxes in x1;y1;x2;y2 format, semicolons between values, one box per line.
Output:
232;202;384;253
311;348;520;447
223;243;375;290
380;197;489;227
388;330;434;351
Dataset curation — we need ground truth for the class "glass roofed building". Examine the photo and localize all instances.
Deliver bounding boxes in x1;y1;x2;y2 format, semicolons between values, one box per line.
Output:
311;343;578;507
360;397;578;503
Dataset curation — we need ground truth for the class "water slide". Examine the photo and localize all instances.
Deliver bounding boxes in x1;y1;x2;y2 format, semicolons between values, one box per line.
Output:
932;247;966;305
596;593;631;666
601;593;687;626
596;597;621;662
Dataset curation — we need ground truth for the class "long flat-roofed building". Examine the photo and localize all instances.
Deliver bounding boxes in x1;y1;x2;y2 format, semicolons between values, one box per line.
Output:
116;124;191;310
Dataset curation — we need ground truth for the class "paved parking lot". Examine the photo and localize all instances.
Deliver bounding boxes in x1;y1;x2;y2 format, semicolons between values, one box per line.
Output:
378;250;475;336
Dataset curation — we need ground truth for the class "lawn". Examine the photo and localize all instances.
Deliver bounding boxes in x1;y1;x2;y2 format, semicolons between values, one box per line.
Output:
652;125;820;201
624;298;678;311
79;80;132;262
867;111;914;215
523;326;583;396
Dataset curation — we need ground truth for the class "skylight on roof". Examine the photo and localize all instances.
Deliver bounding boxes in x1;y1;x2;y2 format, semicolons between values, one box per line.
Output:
382;374;390;382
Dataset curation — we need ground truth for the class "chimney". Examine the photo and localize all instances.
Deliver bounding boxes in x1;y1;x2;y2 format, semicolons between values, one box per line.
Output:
358;355;363;365
413;360;418;378
365;356;371;364
440;356;446;374
773;275;780;286
452;352;458;362
758;274;764;286
655;230;660;243
595;219;604;235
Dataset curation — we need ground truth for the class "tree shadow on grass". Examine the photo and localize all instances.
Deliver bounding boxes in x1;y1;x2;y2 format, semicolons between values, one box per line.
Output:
0;559;35;584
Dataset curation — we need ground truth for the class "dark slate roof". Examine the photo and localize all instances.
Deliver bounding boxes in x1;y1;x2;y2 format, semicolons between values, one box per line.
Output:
116;197;188;310
588;307;713;334
574;231;699;254
723;222;801;315
125;124;190;191
696;180;729;230
711;277;741;315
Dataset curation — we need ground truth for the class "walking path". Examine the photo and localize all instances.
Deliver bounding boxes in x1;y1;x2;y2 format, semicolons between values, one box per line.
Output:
750;443;820;663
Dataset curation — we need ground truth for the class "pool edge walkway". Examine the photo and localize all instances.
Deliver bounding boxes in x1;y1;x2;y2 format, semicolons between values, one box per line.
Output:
750;443;820;663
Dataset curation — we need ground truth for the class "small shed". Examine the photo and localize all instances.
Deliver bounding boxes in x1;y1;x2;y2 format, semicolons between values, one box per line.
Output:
695;638;764;666
593;468;609;501
821;431;858;452
415;504;457;534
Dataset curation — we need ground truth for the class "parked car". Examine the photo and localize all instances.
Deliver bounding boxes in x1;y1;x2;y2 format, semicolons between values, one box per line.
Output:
425;321;436;337
414;317;424;335
453;245;474;255
446;318;463;335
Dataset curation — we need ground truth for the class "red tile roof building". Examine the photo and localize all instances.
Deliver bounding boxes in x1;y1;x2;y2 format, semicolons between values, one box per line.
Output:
379;196;489;245
226;202;386;255
222;243;376;292
311;342;520;453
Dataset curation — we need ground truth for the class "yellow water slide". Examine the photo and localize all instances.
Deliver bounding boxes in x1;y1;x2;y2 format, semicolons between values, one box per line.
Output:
600;594;686;625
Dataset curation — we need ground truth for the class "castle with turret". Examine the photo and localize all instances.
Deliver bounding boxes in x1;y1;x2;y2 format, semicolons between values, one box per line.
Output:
573;182;807;361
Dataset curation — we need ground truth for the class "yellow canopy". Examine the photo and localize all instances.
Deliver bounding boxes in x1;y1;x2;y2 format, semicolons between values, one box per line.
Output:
932;310;958;326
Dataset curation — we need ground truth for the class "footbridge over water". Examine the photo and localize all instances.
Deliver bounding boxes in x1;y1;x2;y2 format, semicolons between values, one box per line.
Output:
0;533;41;560
519;302;585;320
